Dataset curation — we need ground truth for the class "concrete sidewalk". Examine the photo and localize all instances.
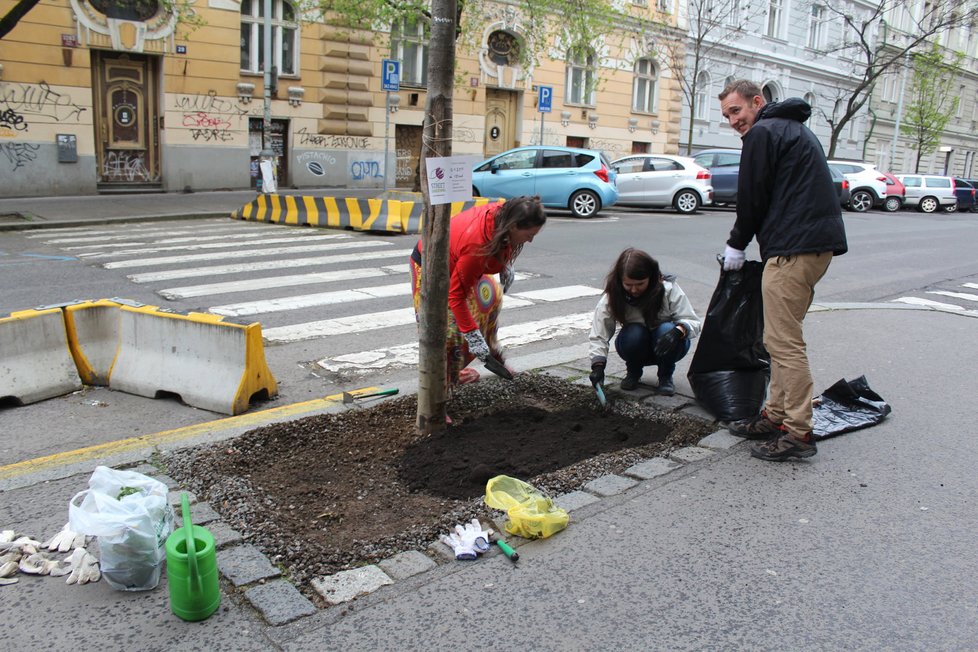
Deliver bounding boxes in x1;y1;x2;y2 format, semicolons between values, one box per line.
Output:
2;305;976;650
0;187;384;230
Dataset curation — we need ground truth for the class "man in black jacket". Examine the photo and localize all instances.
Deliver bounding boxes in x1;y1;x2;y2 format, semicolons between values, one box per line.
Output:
718;79;848;461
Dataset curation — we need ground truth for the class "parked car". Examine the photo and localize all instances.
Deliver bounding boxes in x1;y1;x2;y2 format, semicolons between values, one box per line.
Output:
951;178;978;212
611;154;714;214
826;160;888;212
880;172;905;212
895;174;957;213
829;164;850;207
691;149;740;205
471;146;619;218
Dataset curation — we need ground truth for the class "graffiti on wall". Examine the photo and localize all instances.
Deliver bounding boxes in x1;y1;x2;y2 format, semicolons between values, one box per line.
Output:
0;82;86;123
296;127;368;149
296;151;338;177
0;142;40;171
350;160;382;180
0;108;29;135
584;138;625;161
174;92;250;122
102;150;159;182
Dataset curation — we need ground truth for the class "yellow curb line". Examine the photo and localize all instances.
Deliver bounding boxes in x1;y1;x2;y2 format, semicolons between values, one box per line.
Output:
0;388;388;481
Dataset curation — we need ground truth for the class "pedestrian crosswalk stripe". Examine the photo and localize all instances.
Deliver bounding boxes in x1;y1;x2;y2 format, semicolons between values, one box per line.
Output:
78;232;344;259
927;290;978;303
45;226;275;245
964;283;978;291
314;312;593;372
23;219;232;238
60;230;308;250
892;297;965;310
210;282;411;317
159;266;396;300
127;246;406;283
511;285;603;302
103;238;370;269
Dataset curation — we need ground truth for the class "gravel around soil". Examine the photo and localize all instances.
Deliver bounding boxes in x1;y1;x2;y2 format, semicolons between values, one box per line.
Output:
163;373;714;596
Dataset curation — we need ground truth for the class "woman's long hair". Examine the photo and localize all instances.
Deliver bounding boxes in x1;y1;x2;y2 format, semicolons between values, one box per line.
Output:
603;248;664;325
481;195;546;263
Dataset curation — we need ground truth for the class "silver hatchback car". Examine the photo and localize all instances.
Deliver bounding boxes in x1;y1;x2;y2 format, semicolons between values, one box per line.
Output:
895;174;958;213
612;154;714;214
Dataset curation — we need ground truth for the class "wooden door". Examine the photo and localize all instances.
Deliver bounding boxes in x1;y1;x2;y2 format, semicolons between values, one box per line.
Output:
484;88;520;157
92;51;160;186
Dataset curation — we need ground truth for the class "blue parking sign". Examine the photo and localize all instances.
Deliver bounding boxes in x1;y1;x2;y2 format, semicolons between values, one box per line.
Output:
538;85;553;113
382;59;400;91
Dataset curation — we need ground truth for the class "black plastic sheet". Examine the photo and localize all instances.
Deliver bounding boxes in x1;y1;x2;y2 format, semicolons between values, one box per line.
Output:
688;262;770;421
812;375;891;439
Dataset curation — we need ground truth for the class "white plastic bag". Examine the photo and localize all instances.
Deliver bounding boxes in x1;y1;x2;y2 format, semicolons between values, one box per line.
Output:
68;466;174;591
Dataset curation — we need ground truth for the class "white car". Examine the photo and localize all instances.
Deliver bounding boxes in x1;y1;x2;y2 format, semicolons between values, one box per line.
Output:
827;160;888;212
895;174;958;213
611;154;714;214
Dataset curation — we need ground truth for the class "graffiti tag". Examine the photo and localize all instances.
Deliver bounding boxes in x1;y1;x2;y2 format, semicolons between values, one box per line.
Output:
174;92;249;122
102;151;157;182
296;127;368;149
182;112;232;130
190;128;233;142
0;108;28;132
351;160;383;180
0;142;40;171
0;82;86;122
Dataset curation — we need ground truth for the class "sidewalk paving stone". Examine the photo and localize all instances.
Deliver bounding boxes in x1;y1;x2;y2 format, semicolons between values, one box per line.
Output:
582;474;638;496
244;579;317;626
698;430;744;450
623;457;683;480
187;501;222;525
378;550;437;580
311;565;394;605
668;446;716;463
217;545;282;587
555;489;601;511
207;521;244;549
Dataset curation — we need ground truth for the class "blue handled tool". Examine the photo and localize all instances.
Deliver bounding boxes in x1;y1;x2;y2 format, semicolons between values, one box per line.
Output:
593;382;607;407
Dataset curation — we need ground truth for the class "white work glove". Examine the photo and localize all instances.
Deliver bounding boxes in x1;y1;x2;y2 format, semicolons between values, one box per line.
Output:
43;523;87;553
60;547;101;585
18;551;61;575
440;519;492;561
462;329;491;363
722;245;745;271
499;263;515;294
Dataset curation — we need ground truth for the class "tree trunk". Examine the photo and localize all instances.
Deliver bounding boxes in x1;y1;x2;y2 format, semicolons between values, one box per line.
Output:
416;0;457;434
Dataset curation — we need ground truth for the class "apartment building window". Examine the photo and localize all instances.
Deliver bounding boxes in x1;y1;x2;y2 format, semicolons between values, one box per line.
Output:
807;5;824;49
694;71;710;120
727;0;741;26
240;0;297;75
632;58;658;113
956;86;965;118
766;0;783;38
392;17;429;86
804;92;817;128
657;0;670;12
566;49;596;106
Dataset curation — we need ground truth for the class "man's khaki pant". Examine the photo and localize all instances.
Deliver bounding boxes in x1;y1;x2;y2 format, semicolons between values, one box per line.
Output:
761;253;832;437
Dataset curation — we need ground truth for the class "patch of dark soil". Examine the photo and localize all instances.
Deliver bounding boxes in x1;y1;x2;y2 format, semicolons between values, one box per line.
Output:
163;374;713;593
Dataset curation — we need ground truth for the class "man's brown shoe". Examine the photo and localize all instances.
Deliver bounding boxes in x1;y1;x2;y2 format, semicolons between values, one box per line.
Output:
750;433;817;461
728;409;787;440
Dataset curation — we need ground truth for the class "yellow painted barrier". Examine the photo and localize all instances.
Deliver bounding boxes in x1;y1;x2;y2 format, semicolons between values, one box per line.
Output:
63;299;124;385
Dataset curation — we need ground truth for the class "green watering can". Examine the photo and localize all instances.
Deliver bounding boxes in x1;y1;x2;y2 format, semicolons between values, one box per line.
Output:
165;493;220;622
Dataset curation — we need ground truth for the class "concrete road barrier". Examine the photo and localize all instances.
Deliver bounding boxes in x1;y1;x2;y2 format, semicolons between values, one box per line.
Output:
232;193;501;234
0;307;82;405
108;306;278;415
64;299;125;386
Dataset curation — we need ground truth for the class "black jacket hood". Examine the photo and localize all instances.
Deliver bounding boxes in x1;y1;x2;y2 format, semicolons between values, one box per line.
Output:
757;98;811;124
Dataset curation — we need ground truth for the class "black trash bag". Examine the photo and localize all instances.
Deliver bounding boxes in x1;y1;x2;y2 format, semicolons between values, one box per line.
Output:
812;375;891;440
688;261;770;422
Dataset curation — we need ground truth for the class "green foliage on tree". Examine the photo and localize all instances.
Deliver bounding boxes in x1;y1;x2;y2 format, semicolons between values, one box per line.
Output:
901;44;963;173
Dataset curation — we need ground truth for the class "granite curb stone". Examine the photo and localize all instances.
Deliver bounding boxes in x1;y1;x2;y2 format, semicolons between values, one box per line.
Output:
668;446;716;463
311;565;394;605
582;474;639;496
555;489;601;511
206;521;245;549
378;550;437;580
244;580;318;626
217;545;282;587
624;457;683;480
698;430;745;450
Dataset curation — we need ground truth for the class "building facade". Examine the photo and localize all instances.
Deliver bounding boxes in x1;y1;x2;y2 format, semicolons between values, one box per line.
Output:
0;0;689;198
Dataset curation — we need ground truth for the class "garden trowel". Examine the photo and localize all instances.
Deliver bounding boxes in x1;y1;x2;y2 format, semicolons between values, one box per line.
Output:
341;388;399;405
592;382;607;407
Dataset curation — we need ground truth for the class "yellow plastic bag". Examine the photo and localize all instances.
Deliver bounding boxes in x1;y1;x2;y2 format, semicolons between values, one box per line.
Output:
484;475;568;539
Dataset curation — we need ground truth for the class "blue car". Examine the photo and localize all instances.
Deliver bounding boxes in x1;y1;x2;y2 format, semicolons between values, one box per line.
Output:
471;146;619;218
691;148;741;205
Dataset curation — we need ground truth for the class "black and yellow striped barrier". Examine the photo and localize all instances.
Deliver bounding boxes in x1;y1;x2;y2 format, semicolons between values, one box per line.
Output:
231;193;503;233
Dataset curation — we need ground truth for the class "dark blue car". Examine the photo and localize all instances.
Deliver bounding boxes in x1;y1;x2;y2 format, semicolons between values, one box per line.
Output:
691;149;740;205
952;178;978;212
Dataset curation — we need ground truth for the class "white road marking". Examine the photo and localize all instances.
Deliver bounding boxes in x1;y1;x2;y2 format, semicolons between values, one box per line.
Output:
160;266;400;300
127;245;405;283
963;283;978;290
314;312;592;372
23;219;232;237
209;282;410;316
510;285;602;302
78;233;345;258
928;290;978;303
103;238;369;269
892;297;964;310
44;226;270;245
60;230;296;250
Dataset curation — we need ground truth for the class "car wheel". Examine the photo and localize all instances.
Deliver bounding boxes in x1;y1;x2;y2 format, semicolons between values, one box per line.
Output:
943;203;957;213
849;190;873;212
883;196;902;212
472;186;480;198
673;190;700;214
919;197;939;213
569;190;600;218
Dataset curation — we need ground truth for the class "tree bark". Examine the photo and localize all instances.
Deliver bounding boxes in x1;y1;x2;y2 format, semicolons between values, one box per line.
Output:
416;0;457;434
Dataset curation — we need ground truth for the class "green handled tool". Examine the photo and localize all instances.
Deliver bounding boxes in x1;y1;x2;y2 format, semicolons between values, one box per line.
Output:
495;538;519;562
341;388;399;404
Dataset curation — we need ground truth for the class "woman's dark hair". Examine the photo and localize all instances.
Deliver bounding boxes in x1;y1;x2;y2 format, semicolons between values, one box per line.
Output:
603;248;664;325
482;195;546;262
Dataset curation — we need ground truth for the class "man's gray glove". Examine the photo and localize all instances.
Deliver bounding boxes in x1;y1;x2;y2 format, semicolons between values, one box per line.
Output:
60;547;101;585
499;263;515;294
43;523;86;553
722;245;745;271
462;329;491;363
654;326;684;359
589;362;605;386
